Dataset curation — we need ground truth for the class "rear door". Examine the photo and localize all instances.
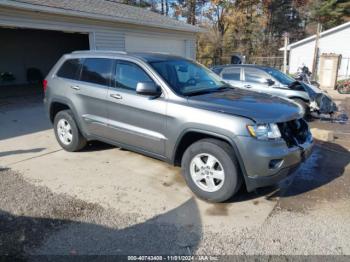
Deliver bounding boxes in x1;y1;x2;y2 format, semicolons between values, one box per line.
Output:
105;59;167;156
220;67;243;88
72;58;113;137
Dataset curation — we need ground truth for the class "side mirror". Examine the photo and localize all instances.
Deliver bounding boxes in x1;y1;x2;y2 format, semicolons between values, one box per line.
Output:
136;82;161;96
266;79;275;86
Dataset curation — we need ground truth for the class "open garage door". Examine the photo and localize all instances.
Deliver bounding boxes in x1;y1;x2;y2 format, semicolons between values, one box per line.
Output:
125;34;186;57
0;28;89;98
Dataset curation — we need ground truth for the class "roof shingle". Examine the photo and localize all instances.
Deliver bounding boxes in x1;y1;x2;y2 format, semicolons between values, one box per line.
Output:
2;0;201;32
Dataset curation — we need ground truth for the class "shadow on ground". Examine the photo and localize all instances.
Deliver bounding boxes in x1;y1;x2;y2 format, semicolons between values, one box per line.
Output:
0;148;45;158
0;169;202;258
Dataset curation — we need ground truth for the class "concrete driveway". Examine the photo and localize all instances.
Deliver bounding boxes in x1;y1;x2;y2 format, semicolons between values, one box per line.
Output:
1;97;350;256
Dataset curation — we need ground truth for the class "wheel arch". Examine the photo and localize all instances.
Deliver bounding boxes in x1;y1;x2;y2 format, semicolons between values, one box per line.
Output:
48;97;88;138
172;129;249;182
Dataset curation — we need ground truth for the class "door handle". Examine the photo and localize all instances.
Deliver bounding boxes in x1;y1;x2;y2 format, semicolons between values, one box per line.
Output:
244;85;252;88
110;93;123;99
70;85;80;90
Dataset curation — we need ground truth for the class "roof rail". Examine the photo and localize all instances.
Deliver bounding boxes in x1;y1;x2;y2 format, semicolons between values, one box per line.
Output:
72;50;127;55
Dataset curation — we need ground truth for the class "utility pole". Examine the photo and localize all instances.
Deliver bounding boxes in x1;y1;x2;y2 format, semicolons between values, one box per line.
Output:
311;23;322;80
283;32;289;74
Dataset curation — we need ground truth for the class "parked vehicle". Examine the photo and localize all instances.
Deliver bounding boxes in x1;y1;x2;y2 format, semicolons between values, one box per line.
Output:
44;51;313;202
212;64;337;117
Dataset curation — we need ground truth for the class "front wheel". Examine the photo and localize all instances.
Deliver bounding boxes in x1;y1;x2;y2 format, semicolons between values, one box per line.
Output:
181;138;241;203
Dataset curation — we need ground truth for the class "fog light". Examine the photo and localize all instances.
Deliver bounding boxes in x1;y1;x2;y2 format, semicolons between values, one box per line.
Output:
269;159;284;169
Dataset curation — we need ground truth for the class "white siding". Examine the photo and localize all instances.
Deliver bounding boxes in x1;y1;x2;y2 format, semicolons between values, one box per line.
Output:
125;34;186;56
94;30;125;51
289;25;350;74
0;6;196;58
289;41;315;73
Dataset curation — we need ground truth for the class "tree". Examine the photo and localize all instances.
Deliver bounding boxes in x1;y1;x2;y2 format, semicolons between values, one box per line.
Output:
310;0;350;30
171;0;209;24
197;0;236;64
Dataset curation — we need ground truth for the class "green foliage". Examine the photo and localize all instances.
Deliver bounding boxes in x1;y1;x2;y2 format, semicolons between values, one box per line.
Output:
310;0;349;30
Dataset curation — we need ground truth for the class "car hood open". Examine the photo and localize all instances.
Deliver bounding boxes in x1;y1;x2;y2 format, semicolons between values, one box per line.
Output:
187;88;303;123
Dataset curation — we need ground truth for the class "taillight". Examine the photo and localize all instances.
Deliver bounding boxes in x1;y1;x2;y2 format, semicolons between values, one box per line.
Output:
43;79;48;92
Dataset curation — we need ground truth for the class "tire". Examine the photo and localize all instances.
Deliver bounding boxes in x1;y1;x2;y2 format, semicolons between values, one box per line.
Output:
181;138;241;203
54;110;87;152
293;98;310;117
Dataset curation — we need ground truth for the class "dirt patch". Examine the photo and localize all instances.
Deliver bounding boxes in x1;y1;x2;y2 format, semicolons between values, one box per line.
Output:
205;204;229;216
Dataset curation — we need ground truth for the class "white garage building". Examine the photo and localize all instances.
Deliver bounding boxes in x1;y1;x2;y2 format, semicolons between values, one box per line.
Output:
0;0;200;86
282;21;350;78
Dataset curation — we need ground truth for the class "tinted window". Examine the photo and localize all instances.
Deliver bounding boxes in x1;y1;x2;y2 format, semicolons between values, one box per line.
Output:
222;67;241;81
57;59;81;80
244;68;270;84
116;61;153;91
81;58;113;86
150;60;224;95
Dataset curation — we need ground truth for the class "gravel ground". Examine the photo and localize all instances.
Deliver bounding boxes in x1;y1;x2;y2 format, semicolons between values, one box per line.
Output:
0;168;203;257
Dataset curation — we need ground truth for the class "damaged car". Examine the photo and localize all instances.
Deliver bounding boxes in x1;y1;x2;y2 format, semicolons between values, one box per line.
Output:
211;64;337;117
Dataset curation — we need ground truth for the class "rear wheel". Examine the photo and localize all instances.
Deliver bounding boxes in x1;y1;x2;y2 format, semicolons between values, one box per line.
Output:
54;110;87;152
181;138;241;203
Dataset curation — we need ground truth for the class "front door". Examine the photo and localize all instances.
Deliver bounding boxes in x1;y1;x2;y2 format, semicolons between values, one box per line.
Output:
105;60;167;156
243;67;272;92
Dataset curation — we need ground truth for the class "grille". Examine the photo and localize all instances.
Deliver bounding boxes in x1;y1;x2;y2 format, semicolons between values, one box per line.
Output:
277;119;310;148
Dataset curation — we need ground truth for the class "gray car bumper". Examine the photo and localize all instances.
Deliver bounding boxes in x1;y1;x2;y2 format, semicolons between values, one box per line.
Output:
235;136;314;192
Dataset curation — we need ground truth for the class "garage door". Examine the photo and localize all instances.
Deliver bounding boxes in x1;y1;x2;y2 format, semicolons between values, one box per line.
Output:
125;35;186;57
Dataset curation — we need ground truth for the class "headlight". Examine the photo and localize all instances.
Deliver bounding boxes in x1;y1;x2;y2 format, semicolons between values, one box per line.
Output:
247;123;281;140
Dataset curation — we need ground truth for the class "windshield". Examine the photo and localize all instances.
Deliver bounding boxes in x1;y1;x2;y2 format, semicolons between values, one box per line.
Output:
149;60;229;96
261;67;295;86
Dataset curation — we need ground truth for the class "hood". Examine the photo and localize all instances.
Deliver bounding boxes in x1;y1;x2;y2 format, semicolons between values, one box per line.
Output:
187;88;303;123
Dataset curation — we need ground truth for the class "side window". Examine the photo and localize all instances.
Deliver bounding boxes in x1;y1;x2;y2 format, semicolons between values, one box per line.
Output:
80;58;113;86
115;61;153;91
56;59;82;80
244;68;270;84
221;67;241;81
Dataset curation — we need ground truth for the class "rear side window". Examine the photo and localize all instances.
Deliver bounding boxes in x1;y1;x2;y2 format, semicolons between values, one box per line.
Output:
56;59;81;80
221;67;241;81
81;58;113;86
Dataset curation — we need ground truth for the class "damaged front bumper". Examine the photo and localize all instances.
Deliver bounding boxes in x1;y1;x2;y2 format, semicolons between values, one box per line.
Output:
236;119;314;192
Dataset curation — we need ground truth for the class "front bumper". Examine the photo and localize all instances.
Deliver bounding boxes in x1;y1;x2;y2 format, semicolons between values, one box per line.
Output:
235;135;313;192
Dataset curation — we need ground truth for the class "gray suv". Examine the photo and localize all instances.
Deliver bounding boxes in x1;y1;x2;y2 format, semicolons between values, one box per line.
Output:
44;51;313;203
